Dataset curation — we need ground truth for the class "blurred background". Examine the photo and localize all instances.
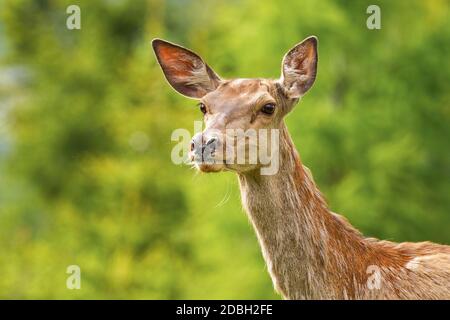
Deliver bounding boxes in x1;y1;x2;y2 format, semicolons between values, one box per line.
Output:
0;0;449;299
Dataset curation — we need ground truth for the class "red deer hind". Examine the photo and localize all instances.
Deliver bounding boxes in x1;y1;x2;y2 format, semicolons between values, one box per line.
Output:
152;36;450;299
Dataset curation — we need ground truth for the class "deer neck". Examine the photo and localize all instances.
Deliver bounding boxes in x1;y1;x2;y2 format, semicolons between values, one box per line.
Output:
238;125;376;299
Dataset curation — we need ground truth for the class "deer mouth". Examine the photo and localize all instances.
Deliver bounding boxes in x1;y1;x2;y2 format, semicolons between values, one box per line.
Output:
190;147;226;173
196;162;225;173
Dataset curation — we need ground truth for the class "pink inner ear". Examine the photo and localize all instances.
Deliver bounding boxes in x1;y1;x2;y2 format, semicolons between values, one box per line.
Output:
154;40;221;98
282;38;317;97
287;43;315;75
157;44;197;78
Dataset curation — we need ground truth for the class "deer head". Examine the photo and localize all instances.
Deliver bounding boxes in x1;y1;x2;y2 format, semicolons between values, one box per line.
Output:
152;36;318;174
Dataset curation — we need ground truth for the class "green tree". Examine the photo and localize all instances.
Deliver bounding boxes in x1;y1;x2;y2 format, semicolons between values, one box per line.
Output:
0;0;448;299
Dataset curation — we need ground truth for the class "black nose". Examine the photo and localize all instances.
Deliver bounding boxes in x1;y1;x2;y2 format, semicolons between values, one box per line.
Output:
203;137;218;155
191;136;218;162
205;137;217;147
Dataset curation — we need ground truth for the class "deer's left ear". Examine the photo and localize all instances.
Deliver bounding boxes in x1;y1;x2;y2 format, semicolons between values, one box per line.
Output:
152;39;222;99
280;36;318;99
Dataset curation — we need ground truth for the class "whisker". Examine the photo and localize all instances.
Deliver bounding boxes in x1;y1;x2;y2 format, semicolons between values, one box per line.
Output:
215;176;232;208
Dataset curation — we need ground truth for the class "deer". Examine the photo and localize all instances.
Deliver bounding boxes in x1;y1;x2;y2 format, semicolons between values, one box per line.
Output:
152;36;450;299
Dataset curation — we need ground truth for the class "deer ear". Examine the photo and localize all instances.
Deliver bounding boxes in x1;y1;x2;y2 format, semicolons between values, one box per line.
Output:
280;36;318;99
152;39;221;99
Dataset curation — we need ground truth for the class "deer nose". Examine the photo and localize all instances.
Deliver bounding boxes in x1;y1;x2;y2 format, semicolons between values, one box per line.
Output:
205;137;217;148
191;134;219;161
190;137;217;151
202;137;218;156
191;133;203;154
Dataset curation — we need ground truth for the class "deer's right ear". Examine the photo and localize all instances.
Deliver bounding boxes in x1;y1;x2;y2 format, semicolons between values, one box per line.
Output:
152;39;221;99
280;36;318;99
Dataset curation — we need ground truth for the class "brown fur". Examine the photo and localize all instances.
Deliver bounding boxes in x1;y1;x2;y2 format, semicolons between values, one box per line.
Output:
239;125;450;299
153;37;450;299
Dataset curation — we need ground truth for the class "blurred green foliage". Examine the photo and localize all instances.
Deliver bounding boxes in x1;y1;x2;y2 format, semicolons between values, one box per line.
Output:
0;0;449;299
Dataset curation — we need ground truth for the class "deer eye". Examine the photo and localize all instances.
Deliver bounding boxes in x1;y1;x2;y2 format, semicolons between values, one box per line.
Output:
199;103;207;115
261;103;276;115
